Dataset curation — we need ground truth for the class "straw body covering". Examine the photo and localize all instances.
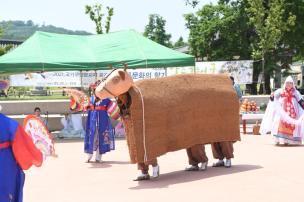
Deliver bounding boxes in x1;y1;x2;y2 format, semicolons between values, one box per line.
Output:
122;74;241;163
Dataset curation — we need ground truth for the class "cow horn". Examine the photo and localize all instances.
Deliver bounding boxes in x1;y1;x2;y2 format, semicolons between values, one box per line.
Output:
123;63;128;72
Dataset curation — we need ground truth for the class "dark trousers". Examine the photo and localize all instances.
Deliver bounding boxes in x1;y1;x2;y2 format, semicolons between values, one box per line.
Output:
211;142;234;160
186;144;208;166
137;159;158;174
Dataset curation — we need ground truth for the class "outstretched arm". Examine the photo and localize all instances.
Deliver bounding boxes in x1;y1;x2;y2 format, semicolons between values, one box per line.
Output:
295;90;304;110
269;93;274;101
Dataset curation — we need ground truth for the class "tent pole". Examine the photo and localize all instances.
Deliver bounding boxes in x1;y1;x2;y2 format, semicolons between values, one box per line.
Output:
95;70;97;82
194;64;196;74
80;70;83;89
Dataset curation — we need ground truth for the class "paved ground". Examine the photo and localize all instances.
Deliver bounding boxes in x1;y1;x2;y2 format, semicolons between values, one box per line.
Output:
24;128;304;202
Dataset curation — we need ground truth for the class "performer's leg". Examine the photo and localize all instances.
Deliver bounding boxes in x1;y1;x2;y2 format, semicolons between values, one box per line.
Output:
94;143;102;163
199;145;208;171
86;129;99;163
220;142;234;159
150;158;158;167
219;142;234;168
95;151;102;162
190;144;208;170
150;158;159;178
185;147;199;171
86;153;93;163
211;142;225;167
138;163;149;174
185;145;208;171
134;163;150;181
186;147;198;166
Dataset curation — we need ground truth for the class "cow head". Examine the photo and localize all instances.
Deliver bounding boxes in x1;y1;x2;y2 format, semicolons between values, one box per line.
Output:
95;69;134;99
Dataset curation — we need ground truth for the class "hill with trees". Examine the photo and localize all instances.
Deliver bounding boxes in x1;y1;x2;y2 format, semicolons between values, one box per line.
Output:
0;20;91;40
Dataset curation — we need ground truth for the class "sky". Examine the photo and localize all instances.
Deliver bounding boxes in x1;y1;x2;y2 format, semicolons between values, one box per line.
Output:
0;0;216;41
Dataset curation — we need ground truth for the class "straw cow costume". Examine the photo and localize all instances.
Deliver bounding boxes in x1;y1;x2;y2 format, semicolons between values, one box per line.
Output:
95;69;240;180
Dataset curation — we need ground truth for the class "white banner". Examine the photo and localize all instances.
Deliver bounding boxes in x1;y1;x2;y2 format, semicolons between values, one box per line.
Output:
165;66;195;76
81;69;167;87
10;71;81;87
10;68;167;87
196;60;253;84
9;61;253;87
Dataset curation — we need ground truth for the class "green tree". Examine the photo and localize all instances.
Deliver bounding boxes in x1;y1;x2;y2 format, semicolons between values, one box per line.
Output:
246;0;296;93
144;14;172;47
185;0;304;94
185;0;200;8
0;45;13;56
105;7;114;34
0;25;5;56
174;36;187;48
85;3;114;34
185;2;252;61
281;0;304;60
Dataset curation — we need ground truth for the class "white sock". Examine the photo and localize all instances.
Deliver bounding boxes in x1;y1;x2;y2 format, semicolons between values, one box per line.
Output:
95;152;102;161
152;165;160;177
200;161;208;170
87;154;93;162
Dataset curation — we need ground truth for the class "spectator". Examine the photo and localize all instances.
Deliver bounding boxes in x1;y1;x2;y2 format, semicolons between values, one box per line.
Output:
230;76;242;102
34;107;47;126
60;113;85;138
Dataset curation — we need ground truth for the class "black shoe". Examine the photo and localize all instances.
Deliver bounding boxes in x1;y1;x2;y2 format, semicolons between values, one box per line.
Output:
133;174;150;181
212;160;224;167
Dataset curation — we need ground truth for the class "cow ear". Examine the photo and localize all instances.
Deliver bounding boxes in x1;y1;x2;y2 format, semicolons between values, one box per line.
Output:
118;70;125;80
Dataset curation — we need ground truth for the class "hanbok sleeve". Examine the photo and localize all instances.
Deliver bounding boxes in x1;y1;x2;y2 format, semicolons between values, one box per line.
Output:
106;99;113;109
293;90;304;109
273;89;282;100
12;126;43;170
294;90;303;102
259;101;275;135
260;89;282;135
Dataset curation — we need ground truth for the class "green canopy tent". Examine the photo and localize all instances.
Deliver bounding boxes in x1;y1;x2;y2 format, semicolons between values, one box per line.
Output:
0;30;195;74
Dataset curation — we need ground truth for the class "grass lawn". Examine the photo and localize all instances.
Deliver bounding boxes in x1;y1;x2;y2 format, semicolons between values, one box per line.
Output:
0;95;69;100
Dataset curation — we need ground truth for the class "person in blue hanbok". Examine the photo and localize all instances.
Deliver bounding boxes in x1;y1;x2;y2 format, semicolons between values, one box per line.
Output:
0;105;43;202
84;83;115;163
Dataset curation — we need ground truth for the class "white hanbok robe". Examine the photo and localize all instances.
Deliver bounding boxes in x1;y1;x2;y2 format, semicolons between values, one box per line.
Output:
260;77;304;144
